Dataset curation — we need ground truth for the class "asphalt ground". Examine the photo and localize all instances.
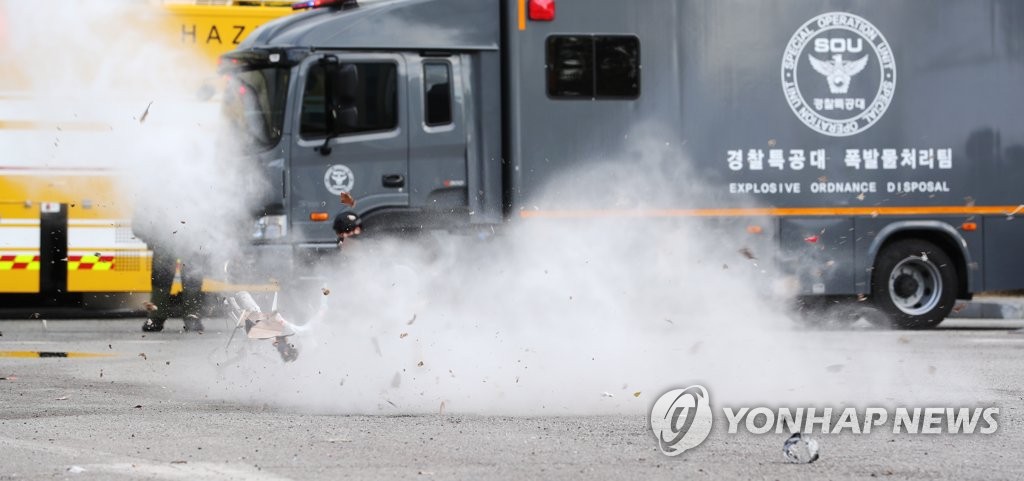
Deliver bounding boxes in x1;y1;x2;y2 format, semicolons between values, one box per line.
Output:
1;318;1023;480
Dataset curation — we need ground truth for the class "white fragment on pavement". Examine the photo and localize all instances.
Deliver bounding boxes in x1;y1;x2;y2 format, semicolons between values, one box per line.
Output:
67;466;86;474
782;433;820;464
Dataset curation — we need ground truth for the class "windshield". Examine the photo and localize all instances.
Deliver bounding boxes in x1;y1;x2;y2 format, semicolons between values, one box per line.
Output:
223;67;290;151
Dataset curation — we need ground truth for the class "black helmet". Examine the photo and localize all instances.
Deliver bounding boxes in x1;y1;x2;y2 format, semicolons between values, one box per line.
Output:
333;211;362;234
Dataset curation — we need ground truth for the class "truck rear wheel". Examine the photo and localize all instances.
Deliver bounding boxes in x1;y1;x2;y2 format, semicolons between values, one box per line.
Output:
870;239;956;329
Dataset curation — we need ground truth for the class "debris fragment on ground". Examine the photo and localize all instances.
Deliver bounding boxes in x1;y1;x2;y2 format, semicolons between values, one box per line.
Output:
782;433;820;464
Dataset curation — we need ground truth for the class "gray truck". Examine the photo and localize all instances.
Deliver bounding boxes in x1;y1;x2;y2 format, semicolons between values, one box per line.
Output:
219;0;1024;328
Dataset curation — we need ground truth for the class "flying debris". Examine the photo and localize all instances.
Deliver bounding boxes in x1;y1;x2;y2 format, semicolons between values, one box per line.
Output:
226;291;299;362
340;191;356;207
139;101;153;123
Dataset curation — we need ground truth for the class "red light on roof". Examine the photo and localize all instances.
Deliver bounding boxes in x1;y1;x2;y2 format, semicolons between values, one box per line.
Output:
292;0;357;10
528;0;555;21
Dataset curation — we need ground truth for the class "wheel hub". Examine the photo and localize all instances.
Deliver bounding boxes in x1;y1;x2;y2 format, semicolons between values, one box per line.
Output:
893;274;920;298
887;256;942;316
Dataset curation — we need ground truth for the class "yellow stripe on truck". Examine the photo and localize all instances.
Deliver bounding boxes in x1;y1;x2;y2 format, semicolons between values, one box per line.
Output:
0;173;129;221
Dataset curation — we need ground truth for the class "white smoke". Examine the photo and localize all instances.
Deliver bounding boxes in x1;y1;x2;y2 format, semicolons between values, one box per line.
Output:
1;1;982;416
191;131;979;415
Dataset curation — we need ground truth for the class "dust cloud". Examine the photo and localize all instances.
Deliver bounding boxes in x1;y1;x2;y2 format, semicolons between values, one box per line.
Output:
195;133;979;415
3;1;980;416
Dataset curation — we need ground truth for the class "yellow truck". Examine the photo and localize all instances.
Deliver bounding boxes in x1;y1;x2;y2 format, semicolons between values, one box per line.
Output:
0;1;293;304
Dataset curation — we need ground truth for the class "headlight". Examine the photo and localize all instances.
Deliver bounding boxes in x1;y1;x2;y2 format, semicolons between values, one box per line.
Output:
253;215;288;240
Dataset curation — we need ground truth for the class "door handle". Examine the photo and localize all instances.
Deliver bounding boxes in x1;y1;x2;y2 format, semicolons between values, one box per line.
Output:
382;174;405;188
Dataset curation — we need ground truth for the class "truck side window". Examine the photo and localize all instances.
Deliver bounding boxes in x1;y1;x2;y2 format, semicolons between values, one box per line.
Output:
595;36;640;98
546;35;640;99
547;36;594;97
349;63;398;134
424;63;452;126
300;61;398;139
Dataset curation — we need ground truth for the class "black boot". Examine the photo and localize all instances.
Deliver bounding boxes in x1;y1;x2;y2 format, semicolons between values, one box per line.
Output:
142;318;165;332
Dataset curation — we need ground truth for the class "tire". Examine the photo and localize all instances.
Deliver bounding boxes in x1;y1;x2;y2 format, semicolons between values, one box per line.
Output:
870;239;957;329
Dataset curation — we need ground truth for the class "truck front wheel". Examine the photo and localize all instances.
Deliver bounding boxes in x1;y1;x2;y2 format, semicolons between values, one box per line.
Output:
870;239;957;329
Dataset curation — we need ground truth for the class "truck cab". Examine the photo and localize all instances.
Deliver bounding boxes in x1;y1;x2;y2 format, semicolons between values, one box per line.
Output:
220;0;503;259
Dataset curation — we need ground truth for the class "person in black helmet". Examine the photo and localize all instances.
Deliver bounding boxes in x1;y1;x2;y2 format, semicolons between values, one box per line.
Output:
332;210;362;246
